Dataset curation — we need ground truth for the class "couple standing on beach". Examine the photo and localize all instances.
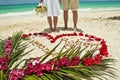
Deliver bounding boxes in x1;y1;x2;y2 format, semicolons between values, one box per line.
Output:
40;0;79;32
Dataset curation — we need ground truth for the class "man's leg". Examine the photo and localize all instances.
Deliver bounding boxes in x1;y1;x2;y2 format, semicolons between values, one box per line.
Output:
47;17;53;32
62;0;69;30
53;16;58;31
70;0;79;32
63;10;68;29
72;10;78;32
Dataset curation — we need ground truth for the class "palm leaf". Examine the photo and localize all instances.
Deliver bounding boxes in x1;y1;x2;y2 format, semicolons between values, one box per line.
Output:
0;39;7;57
23;75;42;80
39;41;61;63
0;70;7;80
43;73;57;80
40;75;49;80
52;73;63;80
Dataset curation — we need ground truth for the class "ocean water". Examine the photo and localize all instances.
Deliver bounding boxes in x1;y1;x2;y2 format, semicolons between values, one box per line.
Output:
0;1;120;17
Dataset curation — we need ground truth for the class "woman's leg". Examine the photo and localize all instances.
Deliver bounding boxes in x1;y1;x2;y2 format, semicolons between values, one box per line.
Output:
53;16;58;31
47;16;53;32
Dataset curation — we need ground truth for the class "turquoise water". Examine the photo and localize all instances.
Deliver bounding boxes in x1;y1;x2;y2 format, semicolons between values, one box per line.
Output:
79;1;120;8
0;1;120;14
0;3;37;14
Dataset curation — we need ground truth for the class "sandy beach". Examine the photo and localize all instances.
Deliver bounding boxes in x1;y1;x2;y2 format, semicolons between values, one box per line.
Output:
0;10;120;79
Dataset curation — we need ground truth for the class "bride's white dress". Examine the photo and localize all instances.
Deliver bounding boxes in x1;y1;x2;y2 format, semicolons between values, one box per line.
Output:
43;0;60;16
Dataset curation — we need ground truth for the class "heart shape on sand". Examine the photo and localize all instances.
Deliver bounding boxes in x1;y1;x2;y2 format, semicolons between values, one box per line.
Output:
22;31;108;59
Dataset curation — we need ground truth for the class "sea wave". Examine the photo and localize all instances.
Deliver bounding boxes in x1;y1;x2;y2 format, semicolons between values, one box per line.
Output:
0;7;120;18
0;11;35;18
79;7;120;12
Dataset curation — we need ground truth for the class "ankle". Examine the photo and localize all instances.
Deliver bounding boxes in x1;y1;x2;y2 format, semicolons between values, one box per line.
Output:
74;28;76;32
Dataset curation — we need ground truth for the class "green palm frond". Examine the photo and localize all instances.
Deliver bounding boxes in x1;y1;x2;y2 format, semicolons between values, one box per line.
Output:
23;75;42;80
39;41;61;63
3;32;32;74
0;39;6;57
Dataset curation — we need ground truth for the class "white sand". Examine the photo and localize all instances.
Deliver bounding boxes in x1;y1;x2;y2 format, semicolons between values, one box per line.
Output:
0;10;120;79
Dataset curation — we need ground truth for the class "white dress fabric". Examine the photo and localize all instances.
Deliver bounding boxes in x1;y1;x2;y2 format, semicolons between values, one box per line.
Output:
43;0;60;16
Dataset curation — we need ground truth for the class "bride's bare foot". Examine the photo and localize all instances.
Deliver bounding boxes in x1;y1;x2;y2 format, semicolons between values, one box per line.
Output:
49;28;54;33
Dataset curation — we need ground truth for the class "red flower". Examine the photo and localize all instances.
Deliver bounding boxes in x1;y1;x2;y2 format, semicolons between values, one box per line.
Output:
73;32;77;36
22;34;29;38
90;35;96;38
28;33;32;36
79;32;84;36
83;58;93;66
99;40;108;57
85;34;89;37
50;39;55;43
67;34;71;36
34;33;39;36
99;47;109;57
47;35;53;40
93;54;102;64
42;33;48;36
95;37;102;41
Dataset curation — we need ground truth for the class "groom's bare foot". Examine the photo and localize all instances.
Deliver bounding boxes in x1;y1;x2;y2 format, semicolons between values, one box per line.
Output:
74;28;77;32
62;27;68;30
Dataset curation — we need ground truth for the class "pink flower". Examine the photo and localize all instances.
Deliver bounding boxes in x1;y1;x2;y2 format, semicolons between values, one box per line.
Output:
5;48;11;55
0;56;9;71
54;66;59;71
40;64;46;70
4;39;12;55
71;56;80;66
27;62;33;68
0;63;7;70
58;57;70;67
37;71;43;76
9;69;24;80
45;63;52;71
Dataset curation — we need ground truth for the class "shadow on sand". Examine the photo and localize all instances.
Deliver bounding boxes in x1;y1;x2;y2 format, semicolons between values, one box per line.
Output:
41;27;83;33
